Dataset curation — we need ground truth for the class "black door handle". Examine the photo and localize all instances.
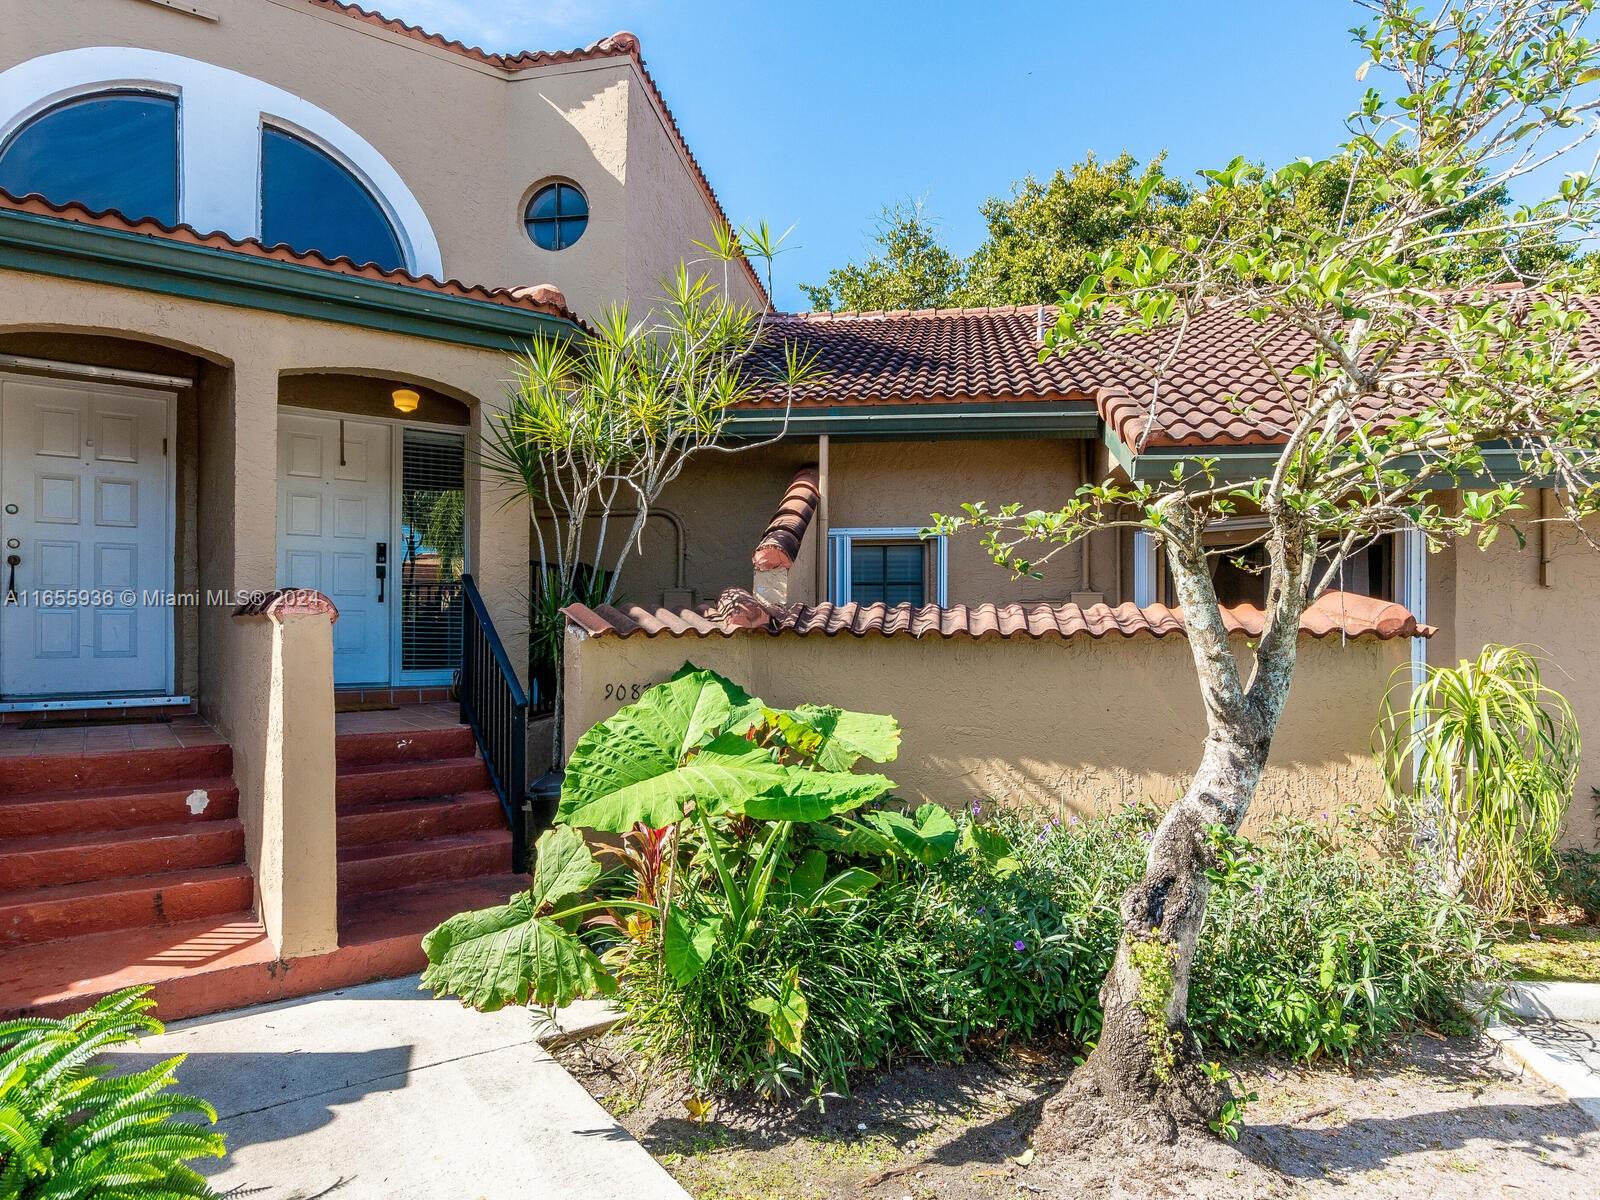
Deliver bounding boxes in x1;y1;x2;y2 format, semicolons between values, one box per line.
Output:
375;541;387;603
5;554;18;605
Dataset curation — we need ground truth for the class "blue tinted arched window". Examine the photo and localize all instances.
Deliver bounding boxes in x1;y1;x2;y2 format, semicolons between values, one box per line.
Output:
260;127;405;271
524;182;588;251
0;91;178;224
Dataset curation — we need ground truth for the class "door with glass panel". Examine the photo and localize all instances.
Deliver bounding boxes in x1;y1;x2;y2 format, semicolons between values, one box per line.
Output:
397;430;465;681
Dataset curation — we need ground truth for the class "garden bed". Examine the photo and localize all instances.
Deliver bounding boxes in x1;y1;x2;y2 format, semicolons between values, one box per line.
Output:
558;1032;1598;1199
1493;922;1600;983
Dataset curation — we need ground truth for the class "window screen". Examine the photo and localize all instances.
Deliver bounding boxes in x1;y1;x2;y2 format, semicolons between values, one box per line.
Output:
261;127;405;271
399;430;465;673
0;91;178;224
849;542;925;606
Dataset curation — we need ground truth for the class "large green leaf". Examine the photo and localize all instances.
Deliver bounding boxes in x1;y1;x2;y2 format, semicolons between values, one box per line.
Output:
740;768;895;822
529;825;600;911
559;668;783;832
779;704;901;770
748;966;808;1055
421;893;616;1011
866;803;959;865
663;909;722;985
561;732;788;832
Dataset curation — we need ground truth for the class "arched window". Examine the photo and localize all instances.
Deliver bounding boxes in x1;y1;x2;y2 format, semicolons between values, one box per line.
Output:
0;91;178;224
260;126;405;272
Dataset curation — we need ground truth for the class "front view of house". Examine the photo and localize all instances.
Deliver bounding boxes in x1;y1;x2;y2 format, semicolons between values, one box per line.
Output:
1;0;1596;1022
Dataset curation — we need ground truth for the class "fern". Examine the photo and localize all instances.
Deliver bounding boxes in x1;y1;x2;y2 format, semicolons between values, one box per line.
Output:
0;988;225;1200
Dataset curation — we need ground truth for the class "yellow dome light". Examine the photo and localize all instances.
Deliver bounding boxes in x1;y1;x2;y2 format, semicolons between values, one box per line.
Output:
391;388;420;414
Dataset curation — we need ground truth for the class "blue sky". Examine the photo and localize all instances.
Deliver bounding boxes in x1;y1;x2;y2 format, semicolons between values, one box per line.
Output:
382;2;1380;309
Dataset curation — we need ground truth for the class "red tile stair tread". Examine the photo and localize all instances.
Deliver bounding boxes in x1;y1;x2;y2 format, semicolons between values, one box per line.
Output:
337;826;512;865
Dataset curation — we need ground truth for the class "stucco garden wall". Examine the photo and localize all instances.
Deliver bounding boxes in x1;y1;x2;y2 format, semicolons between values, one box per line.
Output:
565;628;1411;828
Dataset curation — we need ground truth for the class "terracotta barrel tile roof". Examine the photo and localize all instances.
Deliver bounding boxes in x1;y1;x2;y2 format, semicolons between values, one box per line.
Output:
748;307;1090;407
752;466;820;570
565;587;1431;642
0;188;581;323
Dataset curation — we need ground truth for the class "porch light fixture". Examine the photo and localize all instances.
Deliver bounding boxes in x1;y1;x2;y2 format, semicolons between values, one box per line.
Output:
391;388;420;413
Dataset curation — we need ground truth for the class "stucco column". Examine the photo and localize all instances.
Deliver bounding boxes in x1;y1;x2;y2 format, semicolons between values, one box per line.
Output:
468;396;530;687
230;590;341;959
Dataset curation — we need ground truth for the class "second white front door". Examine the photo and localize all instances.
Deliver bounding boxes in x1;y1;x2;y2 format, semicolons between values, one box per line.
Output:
277;412;392;686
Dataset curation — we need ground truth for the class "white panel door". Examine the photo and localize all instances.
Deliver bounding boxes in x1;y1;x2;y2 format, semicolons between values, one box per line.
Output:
276;412;392;686
0;375;173;699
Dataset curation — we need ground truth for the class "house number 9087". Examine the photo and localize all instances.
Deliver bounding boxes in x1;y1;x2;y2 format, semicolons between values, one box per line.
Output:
604;682;645;701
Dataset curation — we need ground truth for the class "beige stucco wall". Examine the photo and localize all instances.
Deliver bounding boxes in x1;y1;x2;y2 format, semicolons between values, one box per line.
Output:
587;438;1113;611
1430;498;1600;848
565;628;1408;827
2;0;763;317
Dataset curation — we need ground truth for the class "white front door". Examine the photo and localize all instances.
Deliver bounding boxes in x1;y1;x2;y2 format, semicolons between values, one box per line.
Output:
0;374;173;699
277;412;392;686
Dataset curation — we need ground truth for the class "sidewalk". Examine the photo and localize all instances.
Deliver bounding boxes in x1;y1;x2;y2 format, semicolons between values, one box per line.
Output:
105;976;686;1200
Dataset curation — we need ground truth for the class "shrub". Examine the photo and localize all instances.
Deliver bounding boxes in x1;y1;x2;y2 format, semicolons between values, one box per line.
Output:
1553;847;1600;920
0;987;225;1199
1378;644;1580;921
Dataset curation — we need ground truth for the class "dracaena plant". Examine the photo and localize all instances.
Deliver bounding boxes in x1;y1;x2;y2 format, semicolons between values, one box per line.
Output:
421;665;901;1058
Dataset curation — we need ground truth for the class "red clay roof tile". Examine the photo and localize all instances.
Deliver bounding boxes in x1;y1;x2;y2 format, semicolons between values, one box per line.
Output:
0;187;583;323
565;588;1431;642
752;466;820;570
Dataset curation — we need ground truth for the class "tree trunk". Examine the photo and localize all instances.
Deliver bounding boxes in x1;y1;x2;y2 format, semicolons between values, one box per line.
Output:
1035;506;1305;1154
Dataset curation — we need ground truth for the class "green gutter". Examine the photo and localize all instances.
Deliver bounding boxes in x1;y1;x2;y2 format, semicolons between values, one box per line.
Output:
0;208;578;351
727;401;1098;441
1123;438;1553;487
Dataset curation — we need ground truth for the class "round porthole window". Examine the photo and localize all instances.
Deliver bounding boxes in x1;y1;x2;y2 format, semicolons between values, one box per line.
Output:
524;182;588;251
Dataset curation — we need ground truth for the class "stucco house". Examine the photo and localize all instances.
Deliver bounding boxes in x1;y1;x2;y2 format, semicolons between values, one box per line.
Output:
0;0;1591;1021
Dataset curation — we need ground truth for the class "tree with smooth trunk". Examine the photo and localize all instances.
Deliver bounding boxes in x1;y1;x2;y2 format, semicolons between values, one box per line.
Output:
934;0;1600;1148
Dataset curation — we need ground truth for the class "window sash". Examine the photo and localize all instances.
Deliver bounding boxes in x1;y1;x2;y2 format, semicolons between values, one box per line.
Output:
827;528;947;606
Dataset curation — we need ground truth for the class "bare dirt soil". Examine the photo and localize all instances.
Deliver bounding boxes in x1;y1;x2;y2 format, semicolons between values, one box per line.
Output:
556;1032;1597;1200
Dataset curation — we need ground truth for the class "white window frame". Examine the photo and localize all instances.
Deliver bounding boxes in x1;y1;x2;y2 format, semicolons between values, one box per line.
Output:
827;527;947;607
0;48;441;277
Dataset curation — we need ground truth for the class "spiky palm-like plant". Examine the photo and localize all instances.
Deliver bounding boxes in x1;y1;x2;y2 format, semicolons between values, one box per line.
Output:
0;987;225;1199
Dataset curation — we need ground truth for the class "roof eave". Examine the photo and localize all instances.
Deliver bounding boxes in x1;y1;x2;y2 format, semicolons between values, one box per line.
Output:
0;207;579;351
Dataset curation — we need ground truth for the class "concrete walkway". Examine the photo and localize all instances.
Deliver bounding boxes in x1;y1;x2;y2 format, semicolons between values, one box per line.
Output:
106;976;687;1200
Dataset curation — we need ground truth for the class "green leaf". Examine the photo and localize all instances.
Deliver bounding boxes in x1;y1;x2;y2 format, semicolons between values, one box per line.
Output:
663;909;722;985
867;803;959;865
748;966;808;1055
811;867;880;907
960;821;1022;874
787;848;828;902
560;730;788;833
774;705;901;770
529;825;600;912
739;768;895;822
421;893;616;1011
559;667;775;831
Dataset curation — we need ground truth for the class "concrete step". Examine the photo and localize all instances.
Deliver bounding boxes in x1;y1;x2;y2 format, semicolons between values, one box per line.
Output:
336;792;504;848
0;819;245;890
0;743;233;797
337;828;513;896
335;725;477;768
0;777;239;839
0;864;255;948
0;872;528;1021
336;757;491;807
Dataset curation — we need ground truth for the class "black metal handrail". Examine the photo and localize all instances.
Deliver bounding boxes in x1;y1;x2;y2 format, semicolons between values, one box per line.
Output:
459;573;532;871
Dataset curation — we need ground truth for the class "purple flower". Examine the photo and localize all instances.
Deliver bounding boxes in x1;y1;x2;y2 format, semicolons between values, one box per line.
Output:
1013;939;1027;952
1251;883;1265;897
977;906;987;916
1141;831;1155;844
1068;814;1080;826
971;802;983;816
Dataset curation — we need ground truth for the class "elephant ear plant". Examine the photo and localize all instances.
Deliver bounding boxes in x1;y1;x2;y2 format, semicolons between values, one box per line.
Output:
420;665;900;1057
